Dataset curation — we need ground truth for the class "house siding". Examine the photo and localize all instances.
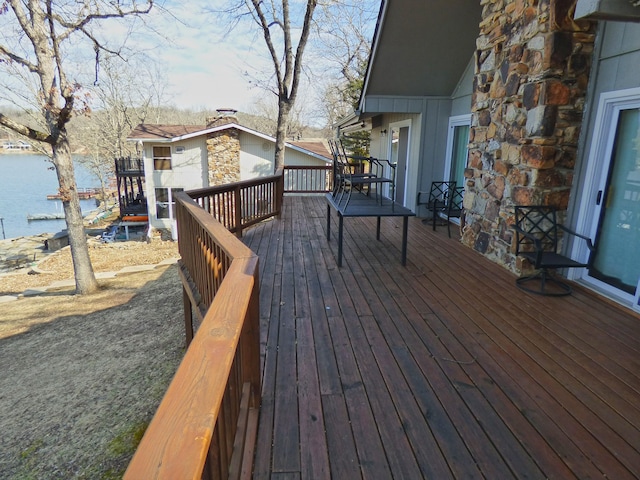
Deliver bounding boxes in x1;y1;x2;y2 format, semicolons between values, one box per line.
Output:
238;131;275;179
451;57;475;117
238;132;328;179
283;148;329;166
144;138;206;231
573;21;640;219
363;96;425;113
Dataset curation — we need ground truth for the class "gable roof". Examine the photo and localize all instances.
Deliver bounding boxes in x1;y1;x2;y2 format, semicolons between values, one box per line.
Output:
127;124;205;140
289;141;332;160
128;123;332;162
360;0;482;107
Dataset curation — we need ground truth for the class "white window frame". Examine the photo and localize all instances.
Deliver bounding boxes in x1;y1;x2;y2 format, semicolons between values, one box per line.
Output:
153;145;172;171
572;86;640;307
387;119;412;206
444;114;472;184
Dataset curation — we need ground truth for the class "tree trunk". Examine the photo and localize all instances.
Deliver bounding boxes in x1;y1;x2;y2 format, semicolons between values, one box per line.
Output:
274;99;292;172
52;132;99;294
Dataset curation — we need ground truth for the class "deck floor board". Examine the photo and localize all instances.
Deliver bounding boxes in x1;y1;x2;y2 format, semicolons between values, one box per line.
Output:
244;196;640;479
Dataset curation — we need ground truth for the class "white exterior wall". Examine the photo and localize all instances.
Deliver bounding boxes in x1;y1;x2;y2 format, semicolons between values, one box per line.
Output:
239;131;329;179
239;131;276;179
143;137;207;231
142;130;329;233
284;148;330;166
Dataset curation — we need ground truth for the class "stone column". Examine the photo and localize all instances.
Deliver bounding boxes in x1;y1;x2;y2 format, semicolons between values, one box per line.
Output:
463;0;596;271
206;109;241;186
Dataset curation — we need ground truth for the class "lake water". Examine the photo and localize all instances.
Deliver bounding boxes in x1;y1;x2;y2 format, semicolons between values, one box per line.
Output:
0;154;100;239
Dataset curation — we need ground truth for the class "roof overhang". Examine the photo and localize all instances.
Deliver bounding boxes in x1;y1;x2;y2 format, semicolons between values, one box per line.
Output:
359;0;483;113
574;0;640;22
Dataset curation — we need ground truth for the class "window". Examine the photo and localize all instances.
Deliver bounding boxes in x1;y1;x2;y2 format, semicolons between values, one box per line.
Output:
153;146;172;170
155;187;183;220
445;115;471;186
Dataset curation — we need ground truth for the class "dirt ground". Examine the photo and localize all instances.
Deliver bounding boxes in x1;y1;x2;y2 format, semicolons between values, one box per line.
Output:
0;241;186;479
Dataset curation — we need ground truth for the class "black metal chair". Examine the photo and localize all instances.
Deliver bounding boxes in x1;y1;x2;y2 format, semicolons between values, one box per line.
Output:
328;139;393;209
445;186;465;238
512;205;595;296
417;181;456;233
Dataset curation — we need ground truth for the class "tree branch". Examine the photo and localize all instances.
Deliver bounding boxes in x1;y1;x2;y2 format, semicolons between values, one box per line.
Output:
0;112;52;143
249;0;284;89
0;45;39;73
53;1;154;43
289;0;317;102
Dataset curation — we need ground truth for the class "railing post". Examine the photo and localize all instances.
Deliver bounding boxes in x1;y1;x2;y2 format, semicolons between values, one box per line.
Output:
183;287;194;346
276;168;284;219
244;259;261;408
234;184;243;238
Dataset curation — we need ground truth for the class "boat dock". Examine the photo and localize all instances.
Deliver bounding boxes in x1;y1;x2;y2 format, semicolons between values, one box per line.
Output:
47;188;100;200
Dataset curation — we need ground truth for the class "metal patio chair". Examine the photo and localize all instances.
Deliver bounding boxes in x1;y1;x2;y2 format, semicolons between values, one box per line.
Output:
417;181;457;233
445;186;465;238
512;205;595;296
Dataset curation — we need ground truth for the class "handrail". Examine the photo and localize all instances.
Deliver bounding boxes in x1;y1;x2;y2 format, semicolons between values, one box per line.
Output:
283;165;332;193
124;191;261;480
115;156;144;174
187;168;284;237
124;165;328;478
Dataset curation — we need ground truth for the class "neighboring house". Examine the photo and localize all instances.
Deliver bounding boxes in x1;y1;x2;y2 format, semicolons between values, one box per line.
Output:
340;0;640;310
2;140;31;150
127;109;331;238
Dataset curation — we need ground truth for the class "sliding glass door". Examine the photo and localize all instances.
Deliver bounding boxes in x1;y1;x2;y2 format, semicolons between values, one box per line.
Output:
589;107;640;294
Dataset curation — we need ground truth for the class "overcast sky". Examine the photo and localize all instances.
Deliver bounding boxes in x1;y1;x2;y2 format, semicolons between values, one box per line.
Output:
136;0;381;117
139;2;270;112
0;1;380;124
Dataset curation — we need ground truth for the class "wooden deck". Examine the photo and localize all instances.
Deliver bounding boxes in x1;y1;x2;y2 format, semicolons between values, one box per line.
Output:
242;195;640;479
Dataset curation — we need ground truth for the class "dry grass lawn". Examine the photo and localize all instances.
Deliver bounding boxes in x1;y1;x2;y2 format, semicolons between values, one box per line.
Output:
0;243;185;479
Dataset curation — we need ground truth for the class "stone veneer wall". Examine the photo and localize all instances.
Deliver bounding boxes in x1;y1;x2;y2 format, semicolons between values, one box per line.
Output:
206;115;241;186
463;0;596;272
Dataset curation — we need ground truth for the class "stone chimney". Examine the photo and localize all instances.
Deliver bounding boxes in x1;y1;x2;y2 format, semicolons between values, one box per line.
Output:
206;108;239;128
463;0;596;272
206;108;241;186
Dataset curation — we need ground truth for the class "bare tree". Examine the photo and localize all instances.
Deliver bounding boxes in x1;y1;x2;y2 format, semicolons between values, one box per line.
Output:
0;0;153;294
219;0;318;171
72;54;170;207
312;1;377;126
247;94;310;139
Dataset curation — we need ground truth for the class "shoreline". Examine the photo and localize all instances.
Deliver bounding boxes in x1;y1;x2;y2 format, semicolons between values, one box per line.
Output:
0;208;119;272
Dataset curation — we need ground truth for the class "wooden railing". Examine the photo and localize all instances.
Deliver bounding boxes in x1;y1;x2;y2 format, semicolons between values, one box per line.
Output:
283;165;332;193
124;190;261;480
187;169;284;238
115;156;144;174
124;166;328;478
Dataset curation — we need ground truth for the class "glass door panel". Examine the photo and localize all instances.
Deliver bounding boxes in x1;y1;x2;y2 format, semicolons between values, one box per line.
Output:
388;123;410;205
589;108;640;294
450;124;470;185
